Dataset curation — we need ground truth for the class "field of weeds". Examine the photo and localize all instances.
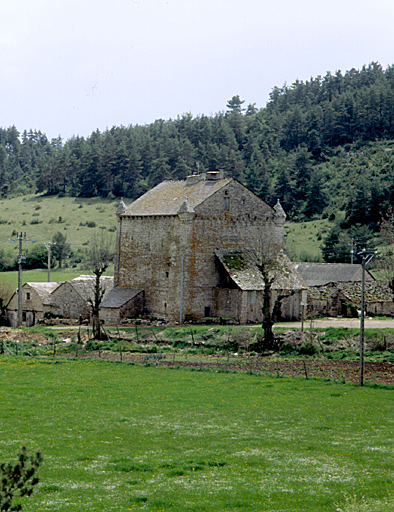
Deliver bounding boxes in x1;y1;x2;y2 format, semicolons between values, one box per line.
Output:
0;358;394;511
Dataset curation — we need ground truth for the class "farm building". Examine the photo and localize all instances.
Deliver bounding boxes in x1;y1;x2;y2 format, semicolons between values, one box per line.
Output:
293;263;394;318
51;275;114;321
338;281;394;317
110;170;306;323
7;282;60;327
100;288;144;325
293;262;374;287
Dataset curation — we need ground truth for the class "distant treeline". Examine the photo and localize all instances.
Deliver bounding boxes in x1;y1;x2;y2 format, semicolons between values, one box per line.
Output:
2;62;394;232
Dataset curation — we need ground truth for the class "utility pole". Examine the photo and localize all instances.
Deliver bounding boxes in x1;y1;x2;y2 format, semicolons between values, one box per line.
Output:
350;238;354;264
8;232;31;326
44;242;56;282
180;253;184;324
357;249;376;387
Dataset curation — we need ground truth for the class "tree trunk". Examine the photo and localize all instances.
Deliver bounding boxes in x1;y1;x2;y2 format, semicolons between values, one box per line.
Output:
92;270;105;340
260;275;275;351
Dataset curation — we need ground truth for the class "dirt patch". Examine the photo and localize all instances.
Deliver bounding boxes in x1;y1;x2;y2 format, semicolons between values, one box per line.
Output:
2;327;394;387
73;352;394;386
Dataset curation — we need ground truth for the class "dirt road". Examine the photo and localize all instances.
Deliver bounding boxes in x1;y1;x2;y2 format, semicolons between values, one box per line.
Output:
275;318;394;329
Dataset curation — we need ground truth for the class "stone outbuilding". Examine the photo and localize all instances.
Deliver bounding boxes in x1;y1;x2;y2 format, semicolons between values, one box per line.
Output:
7;282;60;327
100;288;144;325
338;281;394;317
111;170;306;323
293;262;374;287
293;262;378;318
215;248;307;323
50;275;114;321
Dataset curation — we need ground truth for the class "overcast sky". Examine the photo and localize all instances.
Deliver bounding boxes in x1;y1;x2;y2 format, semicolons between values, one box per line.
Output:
1;0;394;141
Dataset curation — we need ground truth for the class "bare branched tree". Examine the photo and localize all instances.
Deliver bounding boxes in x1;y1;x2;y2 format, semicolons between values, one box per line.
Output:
85;230;114;340
243;243;296;351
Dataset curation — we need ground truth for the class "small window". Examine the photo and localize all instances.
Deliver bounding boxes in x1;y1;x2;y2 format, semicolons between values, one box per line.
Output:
204;306;211;317
165;271;169;278
26;292;31;301
223;195;230;211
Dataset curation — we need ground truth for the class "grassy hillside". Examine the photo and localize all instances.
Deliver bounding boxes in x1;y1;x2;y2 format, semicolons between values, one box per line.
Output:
284;218;334;262
0;194;120;248
0;193;332;271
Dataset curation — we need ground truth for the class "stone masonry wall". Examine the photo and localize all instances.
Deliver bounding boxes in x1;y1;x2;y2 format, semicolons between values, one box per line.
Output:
116;215;189;320
7;285;45;326
181;180;281;319
116;179;284;322
51;283;90;319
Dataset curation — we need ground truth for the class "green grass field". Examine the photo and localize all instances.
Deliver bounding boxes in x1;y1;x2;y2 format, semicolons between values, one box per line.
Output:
0;358;393;511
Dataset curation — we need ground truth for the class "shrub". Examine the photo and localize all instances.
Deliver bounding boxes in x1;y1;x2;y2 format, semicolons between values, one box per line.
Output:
86;340;100;351
0;445;43;511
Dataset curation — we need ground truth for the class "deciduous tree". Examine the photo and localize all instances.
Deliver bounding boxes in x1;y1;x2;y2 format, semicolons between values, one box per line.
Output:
243;243;298;351
84;230;114;340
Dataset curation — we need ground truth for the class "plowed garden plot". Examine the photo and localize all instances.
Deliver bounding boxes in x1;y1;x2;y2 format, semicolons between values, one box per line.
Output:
79;352;394;386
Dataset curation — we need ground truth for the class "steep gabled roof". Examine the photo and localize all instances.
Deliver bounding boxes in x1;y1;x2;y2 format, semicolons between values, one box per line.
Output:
101;287;143;308
68;275;114;301
215;249;306;291
122;177;232;216
25;282;60;304
293;262;374;287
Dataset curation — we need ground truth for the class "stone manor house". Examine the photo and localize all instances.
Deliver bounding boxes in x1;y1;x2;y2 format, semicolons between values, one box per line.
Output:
101;170;306;324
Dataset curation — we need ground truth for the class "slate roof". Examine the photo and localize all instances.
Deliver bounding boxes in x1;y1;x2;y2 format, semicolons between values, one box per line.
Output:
122;177;233;216
25;282;61;304
293;262;374;287
215;249;306;291
68;276;114;301
101;287;143;309
306;283;336;300
338;281;393;305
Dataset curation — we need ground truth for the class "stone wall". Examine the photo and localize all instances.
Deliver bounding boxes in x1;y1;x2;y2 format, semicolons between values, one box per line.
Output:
101;292;144;325
51;282;90;320
115;179;284;322
116;215;186;320
7;285;46;327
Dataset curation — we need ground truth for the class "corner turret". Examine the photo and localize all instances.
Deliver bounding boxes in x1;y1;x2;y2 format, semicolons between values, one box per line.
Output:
177;198;195;222
273;199;286;248
115;199;126;217
273;199;286;224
